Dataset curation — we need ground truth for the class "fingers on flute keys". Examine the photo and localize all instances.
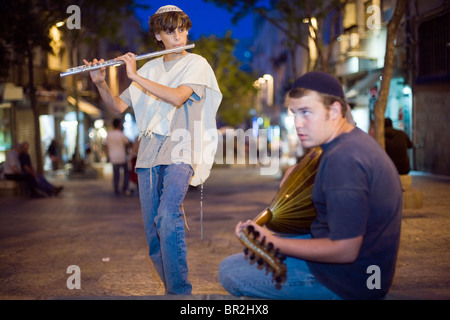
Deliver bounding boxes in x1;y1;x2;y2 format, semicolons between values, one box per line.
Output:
82;58;105;69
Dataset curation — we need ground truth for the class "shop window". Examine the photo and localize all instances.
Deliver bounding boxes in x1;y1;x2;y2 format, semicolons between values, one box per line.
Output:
0;106;13;162
418;11;450;81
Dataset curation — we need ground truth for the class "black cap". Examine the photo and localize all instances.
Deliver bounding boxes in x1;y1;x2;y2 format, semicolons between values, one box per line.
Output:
292;71;345;98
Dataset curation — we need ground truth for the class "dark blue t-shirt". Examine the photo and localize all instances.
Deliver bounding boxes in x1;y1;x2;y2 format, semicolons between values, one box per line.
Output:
307;127;402;300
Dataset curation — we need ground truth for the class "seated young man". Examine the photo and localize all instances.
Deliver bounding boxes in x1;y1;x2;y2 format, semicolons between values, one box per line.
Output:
219;71;402;300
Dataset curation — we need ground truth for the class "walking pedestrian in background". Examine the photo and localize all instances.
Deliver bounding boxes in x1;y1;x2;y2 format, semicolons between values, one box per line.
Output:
384;117;413;175
105;118;132;196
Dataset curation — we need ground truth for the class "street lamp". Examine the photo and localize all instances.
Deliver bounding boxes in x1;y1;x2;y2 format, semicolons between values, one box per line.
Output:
263;74;273;107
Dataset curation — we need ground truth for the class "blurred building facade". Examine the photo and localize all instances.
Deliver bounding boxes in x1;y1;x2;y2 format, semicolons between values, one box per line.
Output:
250;0;449;176
0;14;141;173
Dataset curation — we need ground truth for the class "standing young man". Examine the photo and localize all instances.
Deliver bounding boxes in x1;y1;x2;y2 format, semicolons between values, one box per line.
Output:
219;71;402;300
84;5;222;295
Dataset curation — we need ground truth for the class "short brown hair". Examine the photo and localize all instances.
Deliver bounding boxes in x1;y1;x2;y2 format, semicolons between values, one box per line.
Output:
288;87;348;117
149;11;192;49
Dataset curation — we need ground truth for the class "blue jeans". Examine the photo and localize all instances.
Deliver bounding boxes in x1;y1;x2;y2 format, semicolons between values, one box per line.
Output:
136;164;194;295
36;173;55;195
219;234;342;300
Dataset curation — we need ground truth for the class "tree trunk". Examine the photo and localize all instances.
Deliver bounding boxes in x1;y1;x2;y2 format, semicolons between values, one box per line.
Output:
27;46;44;175
69;43;84;173
373;0;408;149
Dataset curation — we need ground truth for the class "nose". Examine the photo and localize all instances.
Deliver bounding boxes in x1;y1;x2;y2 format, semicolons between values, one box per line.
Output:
294;114;304;129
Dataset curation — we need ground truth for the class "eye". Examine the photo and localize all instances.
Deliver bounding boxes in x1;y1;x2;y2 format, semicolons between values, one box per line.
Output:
300;110;311;116
293;109;311;119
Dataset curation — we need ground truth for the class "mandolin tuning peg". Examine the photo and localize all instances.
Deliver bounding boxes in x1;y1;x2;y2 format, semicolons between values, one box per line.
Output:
267;242;274;252
249;252;256;260
247;225;255;233
244;247;249;255
260;236;266;246
257;258;264;266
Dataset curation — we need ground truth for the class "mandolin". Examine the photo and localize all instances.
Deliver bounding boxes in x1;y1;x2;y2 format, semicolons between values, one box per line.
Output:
238;147;323;286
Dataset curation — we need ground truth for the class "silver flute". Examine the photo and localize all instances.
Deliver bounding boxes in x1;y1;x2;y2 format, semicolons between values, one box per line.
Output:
60;44;195;77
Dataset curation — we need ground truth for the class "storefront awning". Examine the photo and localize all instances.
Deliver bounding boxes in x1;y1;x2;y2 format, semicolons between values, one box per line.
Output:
68;96;102;118
345;70;383;99
0;83;24;101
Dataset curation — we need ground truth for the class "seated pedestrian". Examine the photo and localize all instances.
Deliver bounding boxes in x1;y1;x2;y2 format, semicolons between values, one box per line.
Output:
4;143;43;198
19;141;63;197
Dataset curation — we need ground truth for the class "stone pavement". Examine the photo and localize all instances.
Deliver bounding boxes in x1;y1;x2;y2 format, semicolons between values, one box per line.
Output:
0;165;449;300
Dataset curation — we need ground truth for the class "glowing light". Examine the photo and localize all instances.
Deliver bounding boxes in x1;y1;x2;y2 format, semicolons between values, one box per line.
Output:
94;119;104;129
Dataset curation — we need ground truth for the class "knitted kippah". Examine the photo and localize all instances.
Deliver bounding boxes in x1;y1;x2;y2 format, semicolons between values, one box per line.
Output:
292;71;345;98
155;5;183;14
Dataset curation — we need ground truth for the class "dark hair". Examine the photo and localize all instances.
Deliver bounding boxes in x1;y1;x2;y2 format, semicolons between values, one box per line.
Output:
385;118;393;128
288;87;348;117
112;118;122;129
149;11;192;49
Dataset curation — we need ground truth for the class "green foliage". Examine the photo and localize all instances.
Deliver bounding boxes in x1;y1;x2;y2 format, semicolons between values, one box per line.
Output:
0;0;147;69
0;0;55;65
193;32;257;127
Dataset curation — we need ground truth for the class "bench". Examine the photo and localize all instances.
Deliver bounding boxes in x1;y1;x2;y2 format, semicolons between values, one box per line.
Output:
0;179;22;197
400;174;423;209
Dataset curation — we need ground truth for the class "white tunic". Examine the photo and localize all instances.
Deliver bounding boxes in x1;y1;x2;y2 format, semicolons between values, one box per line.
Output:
121;53;222;186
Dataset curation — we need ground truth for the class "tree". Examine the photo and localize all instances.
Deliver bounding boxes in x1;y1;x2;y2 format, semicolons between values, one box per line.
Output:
193;32;257;127
206;0;346;75
0;0;61;174
372;0;408;149
53;0;146;173
0;0;145;174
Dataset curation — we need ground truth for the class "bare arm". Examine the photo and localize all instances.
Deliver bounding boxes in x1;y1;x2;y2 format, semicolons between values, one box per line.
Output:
21;163;37;179
83;58;129;114
236;221;363;264
95;80;129;114
115;53;193;107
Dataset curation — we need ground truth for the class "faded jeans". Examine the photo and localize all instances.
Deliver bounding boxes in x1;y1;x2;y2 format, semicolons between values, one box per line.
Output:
136;163;193;295
218;234;342;300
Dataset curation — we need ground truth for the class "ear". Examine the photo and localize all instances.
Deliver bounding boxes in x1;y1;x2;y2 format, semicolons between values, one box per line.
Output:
330;101;343;121
155;33;161;41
